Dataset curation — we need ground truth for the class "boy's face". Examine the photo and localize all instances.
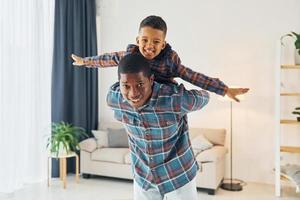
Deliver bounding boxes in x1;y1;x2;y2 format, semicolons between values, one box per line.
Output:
120;72;154;109
136;26;166;60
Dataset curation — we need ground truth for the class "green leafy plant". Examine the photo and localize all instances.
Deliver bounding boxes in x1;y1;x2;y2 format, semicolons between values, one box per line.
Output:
292;107;300;121
46;121;88;157
281;32;300;55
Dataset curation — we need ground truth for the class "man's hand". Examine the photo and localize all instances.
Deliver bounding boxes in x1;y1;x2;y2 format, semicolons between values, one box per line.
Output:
226;88;249;102
71;54;85;66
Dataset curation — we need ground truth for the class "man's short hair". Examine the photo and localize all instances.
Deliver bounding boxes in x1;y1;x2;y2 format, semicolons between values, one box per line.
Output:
118;54;152;79
139;15;167;36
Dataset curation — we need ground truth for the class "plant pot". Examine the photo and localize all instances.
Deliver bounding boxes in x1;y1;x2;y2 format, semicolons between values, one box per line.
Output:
57;143;68;157
297;117;300;122
295;49;300;65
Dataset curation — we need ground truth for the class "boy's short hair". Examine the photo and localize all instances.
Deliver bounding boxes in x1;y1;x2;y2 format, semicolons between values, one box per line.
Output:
118;54;152;80
139;15;167;36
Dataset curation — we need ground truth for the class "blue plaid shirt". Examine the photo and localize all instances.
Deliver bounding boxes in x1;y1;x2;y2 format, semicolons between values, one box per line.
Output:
106;81;209;195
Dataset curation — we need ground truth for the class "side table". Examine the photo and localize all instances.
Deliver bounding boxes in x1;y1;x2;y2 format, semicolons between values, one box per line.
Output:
47;152;79;189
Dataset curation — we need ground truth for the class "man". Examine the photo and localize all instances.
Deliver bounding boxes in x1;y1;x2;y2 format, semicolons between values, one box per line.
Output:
106;54;209;200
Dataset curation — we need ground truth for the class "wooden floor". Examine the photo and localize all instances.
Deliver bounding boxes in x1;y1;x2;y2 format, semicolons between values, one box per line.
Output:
1;175;300;200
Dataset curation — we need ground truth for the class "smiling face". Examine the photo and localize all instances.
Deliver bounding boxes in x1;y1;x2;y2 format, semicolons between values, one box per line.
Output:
136;26;166;60
120;72;154;109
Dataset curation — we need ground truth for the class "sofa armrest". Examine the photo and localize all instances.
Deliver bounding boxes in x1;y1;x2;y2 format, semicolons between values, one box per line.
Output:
79;138;97;152
196;146;227;162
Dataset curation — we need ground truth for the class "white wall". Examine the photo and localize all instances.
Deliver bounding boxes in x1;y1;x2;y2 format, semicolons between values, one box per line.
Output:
95;0;300;185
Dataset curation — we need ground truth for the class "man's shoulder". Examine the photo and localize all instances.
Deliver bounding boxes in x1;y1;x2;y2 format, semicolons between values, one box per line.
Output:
110;82;120;91
107;82;121;107
155;82;185;97
151;83;189;112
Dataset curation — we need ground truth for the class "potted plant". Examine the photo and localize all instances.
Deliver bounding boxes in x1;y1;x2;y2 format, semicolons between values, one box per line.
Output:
47;121;88;157
292;107;300;122
281;31;300;64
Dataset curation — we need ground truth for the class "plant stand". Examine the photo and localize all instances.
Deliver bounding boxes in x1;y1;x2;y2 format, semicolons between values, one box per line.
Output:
47;152;79;189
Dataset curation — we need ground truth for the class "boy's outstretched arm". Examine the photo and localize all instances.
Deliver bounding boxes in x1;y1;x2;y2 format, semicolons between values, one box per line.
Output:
174;57;228;96
71;51;126;68
171;52;249;102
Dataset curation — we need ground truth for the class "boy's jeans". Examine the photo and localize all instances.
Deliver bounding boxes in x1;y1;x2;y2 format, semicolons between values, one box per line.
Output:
133;178;198;200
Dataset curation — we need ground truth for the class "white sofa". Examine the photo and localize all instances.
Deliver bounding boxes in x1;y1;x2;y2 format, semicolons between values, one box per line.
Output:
79;123;227;195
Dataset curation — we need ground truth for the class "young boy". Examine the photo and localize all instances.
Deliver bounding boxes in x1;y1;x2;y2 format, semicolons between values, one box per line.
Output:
72;15;249;100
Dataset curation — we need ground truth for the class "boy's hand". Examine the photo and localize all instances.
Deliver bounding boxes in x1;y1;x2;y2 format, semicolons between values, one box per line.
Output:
226;88;249;102
71;54;85;66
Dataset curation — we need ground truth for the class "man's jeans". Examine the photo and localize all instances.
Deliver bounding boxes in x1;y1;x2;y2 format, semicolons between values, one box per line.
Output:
133;178;198;200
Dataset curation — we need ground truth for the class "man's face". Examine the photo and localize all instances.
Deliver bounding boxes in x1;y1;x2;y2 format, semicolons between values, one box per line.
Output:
136;26;166;60
120;72;154;109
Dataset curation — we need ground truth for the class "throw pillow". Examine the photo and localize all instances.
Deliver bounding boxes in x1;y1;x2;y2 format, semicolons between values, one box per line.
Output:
191;134;213;152
92;130;109;148
107;128;129;148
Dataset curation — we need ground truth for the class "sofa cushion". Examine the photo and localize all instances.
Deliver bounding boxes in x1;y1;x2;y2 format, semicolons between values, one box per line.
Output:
91;148;129;164
92;130;109;148
191;134;213;152
189;128;226;146
107;128;129;148
192;148;202;157
79;138;97;152
196;146;227;162
124;152;131;164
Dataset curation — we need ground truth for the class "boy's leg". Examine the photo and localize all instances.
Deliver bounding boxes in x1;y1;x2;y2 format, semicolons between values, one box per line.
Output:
163;178;198;200
133;180;163;200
